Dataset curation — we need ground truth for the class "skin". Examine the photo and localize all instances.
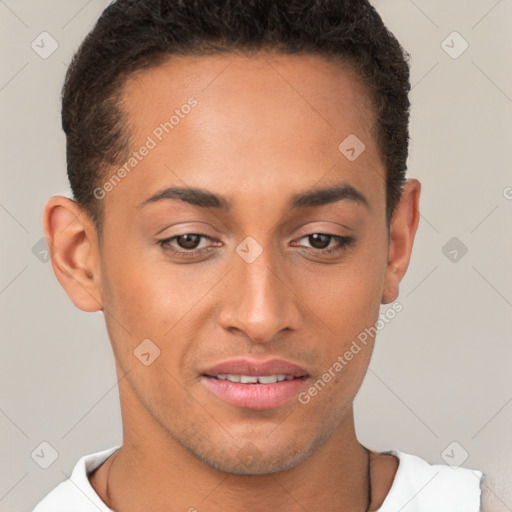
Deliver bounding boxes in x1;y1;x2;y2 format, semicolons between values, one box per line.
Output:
44;52;420;511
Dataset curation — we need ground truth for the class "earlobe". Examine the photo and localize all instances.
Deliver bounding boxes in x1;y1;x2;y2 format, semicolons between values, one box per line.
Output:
43;196;103;312
381;179;421;305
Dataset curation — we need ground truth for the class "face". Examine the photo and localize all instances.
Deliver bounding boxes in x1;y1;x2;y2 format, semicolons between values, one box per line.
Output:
68;52;401;474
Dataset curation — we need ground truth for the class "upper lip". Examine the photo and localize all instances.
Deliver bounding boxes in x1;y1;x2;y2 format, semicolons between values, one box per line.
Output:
202;358;309;378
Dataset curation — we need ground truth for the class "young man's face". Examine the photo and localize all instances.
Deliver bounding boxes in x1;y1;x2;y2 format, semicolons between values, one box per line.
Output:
47;52;419;475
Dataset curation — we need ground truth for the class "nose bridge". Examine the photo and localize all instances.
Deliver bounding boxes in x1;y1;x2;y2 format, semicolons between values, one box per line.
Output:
218;234;299;342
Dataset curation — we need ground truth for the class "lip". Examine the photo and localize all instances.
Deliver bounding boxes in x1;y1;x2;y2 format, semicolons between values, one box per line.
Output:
201;358;309;378
200;358;310;410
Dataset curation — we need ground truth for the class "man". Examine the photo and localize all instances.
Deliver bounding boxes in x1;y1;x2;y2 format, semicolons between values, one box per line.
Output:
35;0;483;510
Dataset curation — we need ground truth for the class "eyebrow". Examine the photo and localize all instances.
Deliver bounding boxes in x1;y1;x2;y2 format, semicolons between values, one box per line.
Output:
137;182;369;211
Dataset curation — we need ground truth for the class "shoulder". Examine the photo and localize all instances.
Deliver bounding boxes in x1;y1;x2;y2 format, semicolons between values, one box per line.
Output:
32;446;120;512
376;449;483;512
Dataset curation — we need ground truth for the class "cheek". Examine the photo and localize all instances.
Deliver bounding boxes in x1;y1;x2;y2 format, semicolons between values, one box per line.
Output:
100;247;218;372
101;236;175;319
98;241;169;362
304;251;387;337
296;235;387;385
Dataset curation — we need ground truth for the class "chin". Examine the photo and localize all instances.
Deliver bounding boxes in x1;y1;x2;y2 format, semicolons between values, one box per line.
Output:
175;428;328;476
197;445;316;476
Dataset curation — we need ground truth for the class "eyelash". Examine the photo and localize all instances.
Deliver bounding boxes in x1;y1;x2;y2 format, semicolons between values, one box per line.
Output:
158;233;355;258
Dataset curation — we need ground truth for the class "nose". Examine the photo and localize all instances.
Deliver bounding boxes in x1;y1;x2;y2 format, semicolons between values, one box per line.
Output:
217;240;301;344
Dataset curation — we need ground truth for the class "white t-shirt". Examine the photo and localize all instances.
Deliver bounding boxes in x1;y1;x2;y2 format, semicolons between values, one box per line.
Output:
33;446;483;511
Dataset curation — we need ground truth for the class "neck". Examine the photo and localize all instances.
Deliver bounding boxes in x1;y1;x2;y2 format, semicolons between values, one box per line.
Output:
101;428;370;510
94;375;375;512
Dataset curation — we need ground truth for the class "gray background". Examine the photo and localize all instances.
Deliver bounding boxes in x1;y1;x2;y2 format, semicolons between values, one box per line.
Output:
1;1;511;510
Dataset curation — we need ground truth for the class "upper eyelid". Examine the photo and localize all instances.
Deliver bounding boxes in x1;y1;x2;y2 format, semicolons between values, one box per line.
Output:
157;217;355;240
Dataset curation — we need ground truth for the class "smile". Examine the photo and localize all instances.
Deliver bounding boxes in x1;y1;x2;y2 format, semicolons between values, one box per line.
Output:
201;375;308;410
210;374;296;384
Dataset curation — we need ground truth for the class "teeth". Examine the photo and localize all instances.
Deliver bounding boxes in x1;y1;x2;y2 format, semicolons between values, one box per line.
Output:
240;375;259;384
257;375;279;384
216;374;293;384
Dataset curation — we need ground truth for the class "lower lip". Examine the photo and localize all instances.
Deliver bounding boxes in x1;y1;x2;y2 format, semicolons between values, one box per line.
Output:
201;376;308;410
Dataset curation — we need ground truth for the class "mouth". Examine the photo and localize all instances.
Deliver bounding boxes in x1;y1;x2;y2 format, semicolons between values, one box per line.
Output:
206;374;300;384
200;358;310;410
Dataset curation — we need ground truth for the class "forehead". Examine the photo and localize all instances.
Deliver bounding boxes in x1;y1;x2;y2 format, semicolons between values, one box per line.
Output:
107;51;384;216
120;51;376;139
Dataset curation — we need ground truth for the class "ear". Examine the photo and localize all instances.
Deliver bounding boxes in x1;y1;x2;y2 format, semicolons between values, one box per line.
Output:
43;196;103;312
381;179;421;304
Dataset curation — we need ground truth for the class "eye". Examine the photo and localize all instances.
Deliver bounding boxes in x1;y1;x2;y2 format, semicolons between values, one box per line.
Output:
158;232;355;259
158;233;216;257
291;233;355;255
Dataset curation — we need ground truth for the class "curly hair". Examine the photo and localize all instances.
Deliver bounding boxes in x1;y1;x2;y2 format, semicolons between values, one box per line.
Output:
62;0;411;232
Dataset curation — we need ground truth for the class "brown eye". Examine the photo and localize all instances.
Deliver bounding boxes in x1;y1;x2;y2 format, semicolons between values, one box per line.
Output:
308;233;331;249
292;234;355;255
158;233;213;256
175;233;203;250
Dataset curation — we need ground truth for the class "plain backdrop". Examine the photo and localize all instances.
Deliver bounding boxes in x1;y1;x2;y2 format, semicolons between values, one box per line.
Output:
1;1;511;511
